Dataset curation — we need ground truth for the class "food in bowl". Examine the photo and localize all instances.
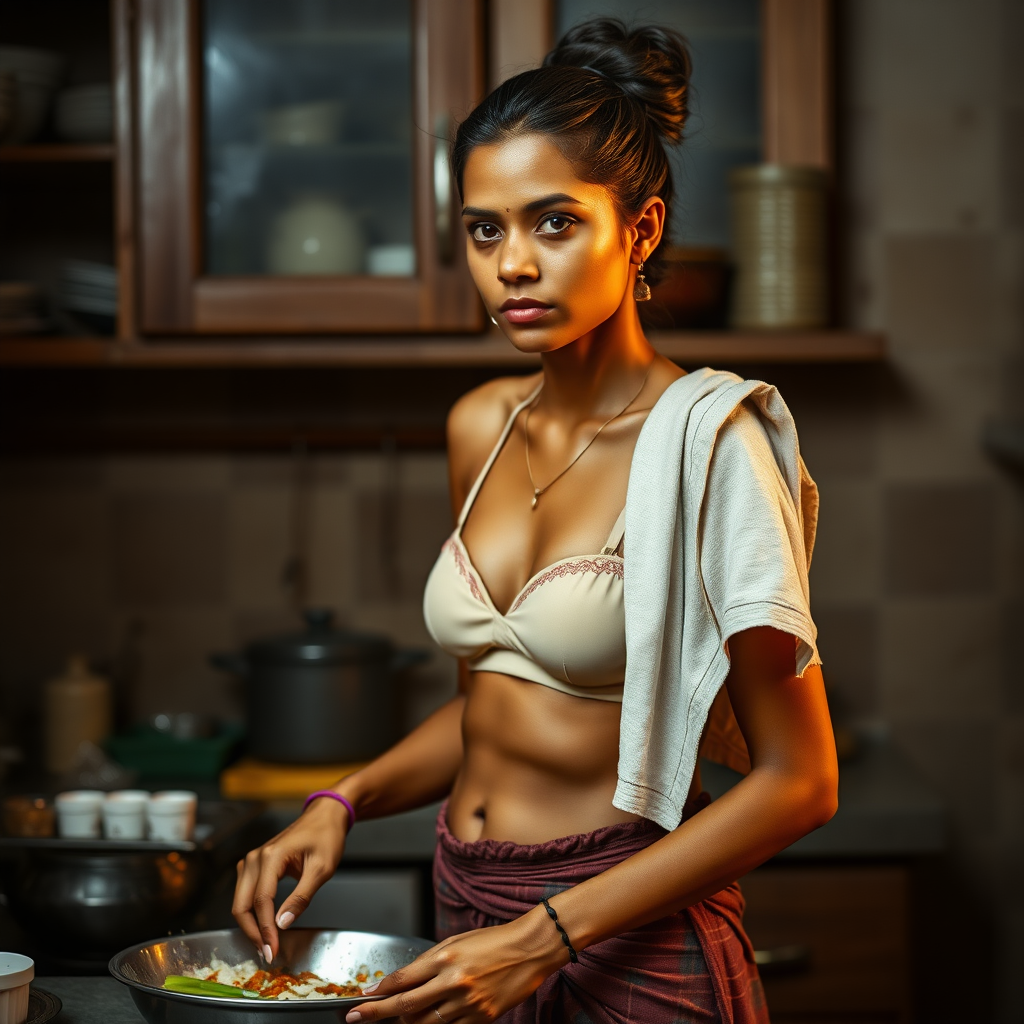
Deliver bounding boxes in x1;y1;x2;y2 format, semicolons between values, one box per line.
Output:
178;958;384;1000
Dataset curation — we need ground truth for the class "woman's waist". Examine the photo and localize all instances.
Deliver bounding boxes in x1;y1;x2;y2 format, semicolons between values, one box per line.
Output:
437;797;666;870
461;671;623;783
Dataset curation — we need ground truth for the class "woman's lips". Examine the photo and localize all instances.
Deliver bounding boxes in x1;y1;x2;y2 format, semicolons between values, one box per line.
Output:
501;306;553;324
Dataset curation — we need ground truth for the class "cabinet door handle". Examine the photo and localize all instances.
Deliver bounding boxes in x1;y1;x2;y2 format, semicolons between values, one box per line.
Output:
434;115;453;264
753;944;810;975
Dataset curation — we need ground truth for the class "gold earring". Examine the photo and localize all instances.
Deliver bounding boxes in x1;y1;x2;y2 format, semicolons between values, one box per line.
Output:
633;261;651;302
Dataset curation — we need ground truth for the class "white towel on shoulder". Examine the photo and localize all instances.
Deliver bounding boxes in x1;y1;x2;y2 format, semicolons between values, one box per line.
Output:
615;368;820;831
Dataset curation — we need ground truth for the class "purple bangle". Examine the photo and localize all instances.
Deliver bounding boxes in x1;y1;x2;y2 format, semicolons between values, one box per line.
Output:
303;790;355;831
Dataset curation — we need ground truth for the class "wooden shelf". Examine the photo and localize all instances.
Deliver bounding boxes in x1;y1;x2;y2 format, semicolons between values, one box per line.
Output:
0;330;885;368
0;144;115;163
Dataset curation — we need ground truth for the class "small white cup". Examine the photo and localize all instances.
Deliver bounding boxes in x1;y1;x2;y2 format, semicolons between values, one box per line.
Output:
102;790;150;840
55;790;104;839
0;952;34;1024
147;790;197;842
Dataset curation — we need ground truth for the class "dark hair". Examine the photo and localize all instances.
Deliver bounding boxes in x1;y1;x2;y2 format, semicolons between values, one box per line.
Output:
451;19;692;283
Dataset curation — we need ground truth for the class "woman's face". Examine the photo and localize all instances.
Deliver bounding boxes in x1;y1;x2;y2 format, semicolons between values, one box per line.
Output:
460;133;639;354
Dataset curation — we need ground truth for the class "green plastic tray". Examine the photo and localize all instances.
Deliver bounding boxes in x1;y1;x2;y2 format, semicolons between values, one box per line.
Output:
106;723;245;780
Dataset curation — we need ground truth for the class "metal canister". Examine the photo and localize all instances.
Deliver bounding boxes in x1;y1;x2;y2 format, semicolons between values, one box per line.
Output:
729;164;829;329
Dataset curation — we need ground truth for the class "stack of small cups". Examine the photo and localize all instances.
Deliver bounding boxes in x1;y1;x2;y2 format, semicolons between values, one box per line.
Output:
54;789;197;841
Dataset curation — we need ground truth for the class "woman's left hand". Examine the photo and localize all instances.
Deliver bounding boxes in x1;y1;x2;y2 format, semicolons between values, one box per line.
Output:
345;906;567;1024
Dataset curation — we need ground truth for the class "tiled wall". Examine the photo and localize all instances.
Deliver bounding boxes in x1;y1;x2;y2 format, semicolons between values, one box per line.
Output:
0;452;459;736
831;2;1023;1020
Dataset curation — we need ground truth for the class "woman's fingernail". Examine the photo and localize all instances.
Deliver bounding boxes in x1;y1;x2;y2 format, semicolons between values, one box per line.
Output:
277;911;295;929
345;1013;362;1023
263;944;273;965
363;981;379;993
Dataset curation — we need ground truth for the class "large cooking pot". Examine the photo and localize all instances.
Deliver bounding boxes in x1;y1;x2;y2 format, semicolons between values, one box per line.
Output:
211;610;426;764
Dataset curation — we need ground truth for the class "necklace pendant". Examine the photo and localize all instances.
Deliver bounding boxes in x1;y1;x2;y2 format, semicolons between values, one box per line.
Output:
531;491;540;510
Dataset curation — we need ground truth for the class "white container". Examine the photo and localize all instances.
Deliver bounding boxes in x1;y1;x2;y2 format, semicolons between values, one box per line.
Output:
367;243;416;277
55;790;104;839
102;790;150;840
0;952;33;1024
147;790;197;842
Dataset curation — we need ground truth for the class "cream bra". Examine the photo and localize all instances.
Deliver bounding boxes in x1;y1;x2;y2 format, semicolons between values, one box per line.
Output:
423;385;626;702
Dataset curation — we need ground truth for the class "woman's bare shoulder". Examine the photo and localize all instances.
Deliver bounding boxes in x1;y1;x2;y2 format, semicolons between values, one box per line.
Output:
447;373;541;496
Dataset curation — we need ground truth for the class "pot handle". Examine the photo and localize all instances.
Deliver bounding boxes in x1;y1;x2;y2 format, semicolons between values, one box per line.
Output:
209;651;248;676
391;648;431;673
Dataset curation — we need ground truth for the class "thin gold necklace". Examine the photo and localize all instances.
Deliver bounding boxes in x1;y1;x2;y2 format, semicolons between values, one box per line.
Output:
523;364;653;510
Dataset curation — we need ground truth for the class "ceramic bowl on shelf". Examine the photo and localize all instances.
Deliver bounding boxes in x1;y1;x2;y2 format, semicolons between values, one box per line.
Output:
54;83;113;143
0;47;65;144
266;195;365;275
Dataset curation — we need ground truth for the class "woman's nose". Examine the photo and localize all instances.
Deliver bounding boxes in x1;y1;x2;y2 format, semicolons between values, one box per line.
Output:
498;231;539;283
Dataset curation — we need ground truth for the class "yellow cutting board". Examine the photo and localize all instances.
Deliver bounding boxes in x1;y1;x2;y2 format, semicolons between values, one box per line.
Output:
220;758;368;801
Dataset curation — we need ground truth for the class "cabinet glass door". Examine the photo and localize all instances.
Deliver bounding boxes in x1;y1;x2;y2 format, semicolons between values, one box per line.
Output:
204;0;415;279
135;0;483;336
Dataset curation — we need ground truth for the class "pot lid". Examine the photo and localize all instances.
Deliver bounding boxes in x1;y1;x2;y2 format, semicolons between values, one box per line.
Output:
245;609;393;667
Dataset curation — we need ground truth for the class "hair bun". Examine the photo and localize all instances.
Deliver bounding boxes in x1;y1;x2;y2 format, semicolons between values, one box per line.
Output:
544;19;692;144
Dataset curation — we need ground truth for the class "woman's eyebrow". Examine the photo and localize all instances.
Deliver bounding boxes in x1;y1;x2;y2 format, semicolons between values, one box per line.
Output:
461;193;585;218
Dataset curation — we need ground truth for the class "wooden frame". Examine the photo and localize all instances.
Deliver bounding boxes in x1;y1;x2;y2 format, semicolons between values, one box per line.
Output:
133;0;485;335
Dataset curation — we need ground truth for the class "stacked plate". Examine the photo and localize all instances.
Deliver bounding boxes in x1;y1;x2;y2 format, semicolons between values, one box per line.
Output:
729;165;829;330
56;260;118;334
0;47;65;144
55;83;113;143
0;282;45;335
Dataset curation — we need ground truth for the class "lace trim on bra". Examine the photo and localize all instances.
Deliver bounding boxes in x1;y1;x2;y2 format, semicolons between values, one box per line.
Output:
444;537;485;604
509;556;623;614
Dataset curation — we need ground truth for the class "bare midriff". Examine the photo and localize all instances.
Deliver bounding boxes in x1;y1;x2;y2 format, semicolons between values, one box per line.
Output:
446;669;642;845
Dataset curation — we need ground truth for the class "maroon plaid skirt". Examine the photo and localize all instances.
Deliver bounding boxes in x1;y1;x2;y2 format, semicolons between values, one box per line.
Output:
434;801;767;1024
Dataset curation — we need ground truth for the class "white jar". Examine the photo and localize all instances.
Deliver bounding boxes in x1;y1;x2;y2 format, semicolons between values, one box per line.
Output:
0;953;34;1024
102;790;150;840
147;790;197;842
55;790;104;839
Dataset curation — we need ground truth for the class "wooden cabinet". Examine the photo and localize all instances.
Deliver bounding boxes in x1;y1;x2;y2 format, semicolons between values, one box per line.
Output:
743;864;911;1024
132;0;485;336
1;0;887;366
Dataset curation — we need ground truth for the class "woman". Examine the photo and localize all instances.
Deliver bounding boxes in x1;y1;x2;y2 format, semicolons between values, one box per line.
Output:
233;20;837;1024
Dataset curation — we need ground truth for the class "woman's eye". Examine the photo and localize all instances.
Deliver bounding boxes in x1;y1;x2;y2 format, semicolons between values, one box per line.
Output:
538;215;574;235
471;223;501;242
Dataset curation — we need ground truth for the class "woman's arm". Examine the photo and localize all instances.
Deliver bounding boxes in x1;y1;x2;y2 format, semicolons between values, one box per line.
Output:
233;693;465;962
350;625;837;1024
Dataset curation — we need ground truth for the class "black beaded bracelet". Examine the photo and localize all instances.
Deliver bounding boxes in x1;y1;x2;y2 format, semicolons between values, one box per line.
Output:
540;897;579;964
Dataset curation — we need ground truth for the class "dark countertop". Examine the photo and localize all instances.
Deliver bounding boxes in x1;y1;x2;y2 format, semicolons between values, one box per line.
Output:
30;977;142;1024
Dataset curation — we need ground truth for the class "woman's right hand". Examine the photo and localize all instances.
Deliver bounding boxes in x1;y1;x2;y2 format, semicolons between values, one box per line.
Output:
232;797;350;964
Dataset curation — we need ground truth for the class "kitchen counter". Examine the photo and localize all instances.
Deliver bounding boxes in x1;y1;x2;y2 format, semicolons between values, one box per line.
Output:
28;977;141;1023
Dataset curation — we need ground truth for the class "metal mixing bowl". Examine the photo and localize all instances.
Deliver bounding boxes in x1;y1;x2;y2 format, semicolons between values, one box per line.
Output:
109;928;435;1023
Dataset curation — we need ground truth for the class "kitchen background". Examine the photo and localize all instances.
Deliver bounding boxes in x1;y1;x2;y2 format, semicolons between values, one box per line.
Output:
1;1;1022;1023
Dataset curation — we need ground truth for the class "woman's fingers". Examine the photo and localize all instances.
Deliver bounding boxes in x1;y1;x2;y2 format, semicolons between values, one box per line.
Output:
274;859;332;931
344;956;445;1023
231;855;263;951
344;981;445;1023
251;845;290;962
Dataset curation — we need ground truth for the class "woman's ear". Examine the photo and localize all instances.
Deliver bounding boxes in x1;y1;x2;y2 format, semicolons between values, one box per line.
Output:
630;196;667;265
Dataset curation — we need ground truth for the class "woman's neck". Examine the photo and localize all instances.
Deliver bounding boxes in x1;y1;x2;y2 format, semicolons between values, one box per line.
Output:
537;301;655;421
